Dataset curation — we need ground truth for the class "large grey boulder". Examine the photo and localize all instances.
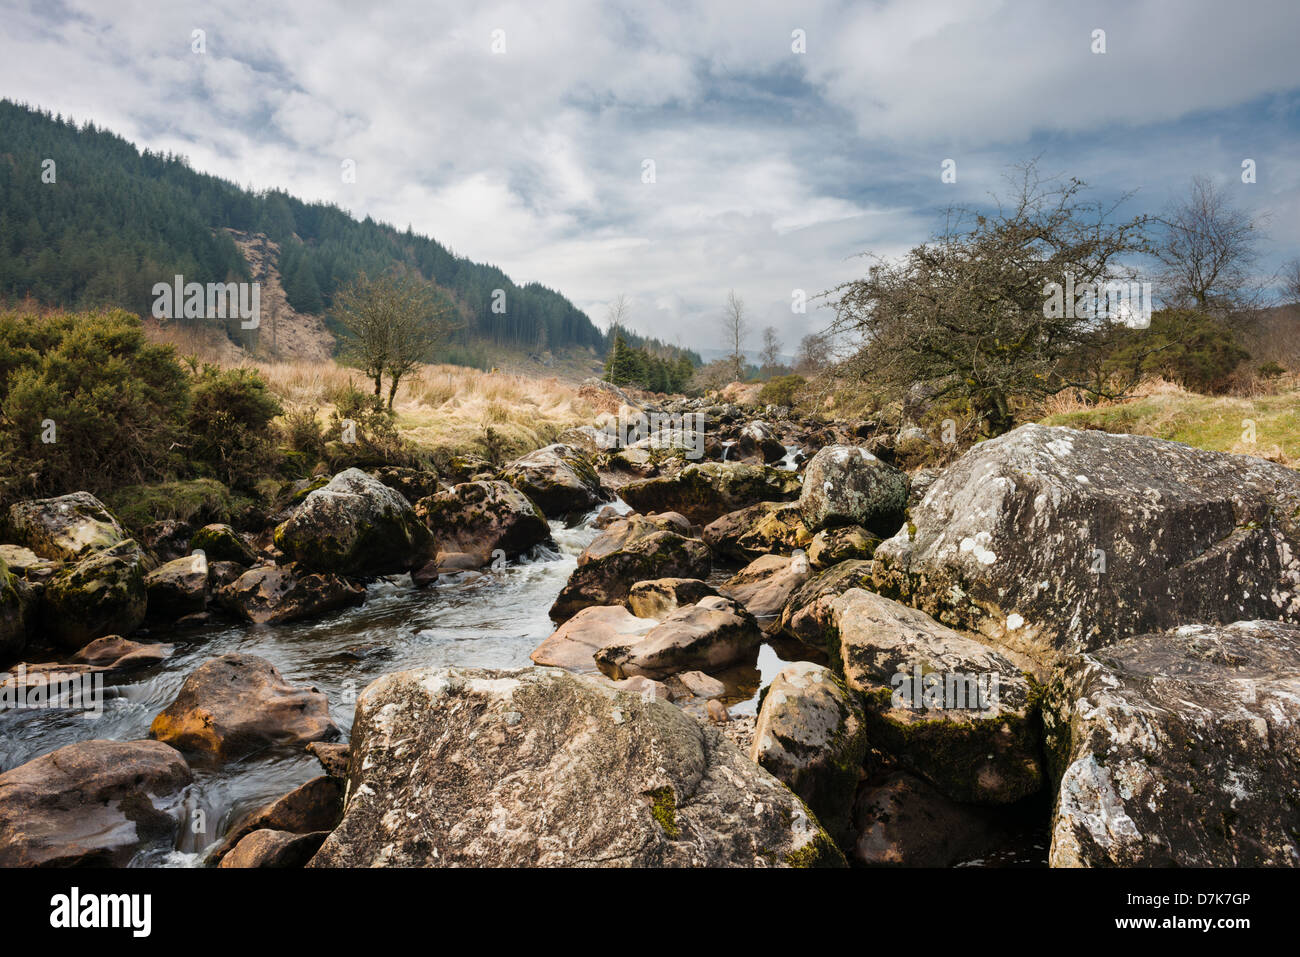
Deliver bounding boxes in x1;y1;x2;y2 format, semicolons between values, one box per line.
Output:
7;491;125;561
0;739;191;866
1044;620;1300;867
218;562;365;625
309;667;844;867
798;445;909;536
41;539;147;648
274;468;435;576
873;424;1300;665
749;662;869;842
832;588;1042;805
501;443;610;518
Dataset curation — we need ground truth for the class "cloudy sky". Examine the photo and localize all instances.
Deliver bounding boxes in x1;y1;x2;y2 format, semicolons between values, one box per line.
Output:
2;0;1298;353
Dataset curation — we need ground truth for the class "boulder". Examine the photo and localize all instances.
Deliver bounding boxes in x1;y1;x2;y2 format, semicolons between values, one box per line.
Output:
798;445;909;536
594;595;762;679
1044;620;1300;867
7;491;126;561
415;481;550;565
144;554;210;618
0;739;191;866
139;519;193;562
70;635;173;670
306;741;350;780
501;443;609;518
749;662;869;842
832;589;1042;805
0;554;33;662
274;468;436;576
308;667;843;867
219;830;328;868
530;605;657;674
150;654;339;761
703;501;812;561
0;544;60;582
778;559;876;651
807;525;878;568
209;776;344;865
619;462;801;525
218;563;365;625
367;466;441;504
189;523;257;565
851;771;1011;867
41;539;146;648
873;424;1300;665
626;578;718;619
719;553;811;634
550;530;710;623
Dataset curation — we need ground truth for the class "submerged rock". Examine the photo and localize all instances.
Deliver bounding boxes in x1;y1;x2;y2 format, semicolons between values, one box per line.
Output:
873;424;1300;665
274;468;436;577
150;654;339;761
309;667;844;867
219;828;328;868
1044;620;1300;867
0;739;191;866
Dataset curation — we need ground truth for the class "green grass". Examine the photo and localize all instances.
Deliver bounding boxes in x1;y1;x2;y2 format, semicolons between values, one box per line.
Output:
1041;386;1300;466
105;479;251;535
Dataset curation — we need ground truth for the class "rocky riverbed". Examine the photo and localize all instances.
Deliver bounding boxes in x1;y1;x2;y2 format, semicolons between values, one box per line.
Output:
2;391;1297;868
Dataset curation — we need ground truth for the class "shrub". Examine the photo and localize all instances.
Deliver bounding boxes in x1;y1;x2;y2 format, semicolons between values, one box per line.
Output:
106;478;245;535
758;373;806;407
1103;309;1249;394
186;365;283;488
0;309;189;503
1259;361;1286;379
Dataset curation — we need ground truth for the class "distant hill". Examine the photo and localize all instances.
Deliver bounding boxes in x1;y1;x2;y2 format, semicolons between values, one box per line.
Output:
0;99;697;367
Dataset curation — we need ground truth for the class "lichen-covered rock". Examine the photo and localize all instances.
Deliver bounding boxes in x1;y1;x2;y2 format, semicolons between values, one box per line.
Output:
594;595;761;679
41;539;146;649
719;553;811;634
873;424;1300;665
140;519;193;563
626;578;719;619
501;443;610;518
778;559;875;651
189;523;256;565
308;667;844;867
150;654;339;761
750;662;868;842
798;445;909;536
218;563;365;625
580;512;692;561
703;501;812;561
808;525;879;568
367;466;441;504
8;491;126;561
0;739;191;866
1044;620;1300;867
0;553;34;662
274;468;435;577
415;480;550;565
550;530;711;623
832;588;1042;805
531;604;658;674
144;554;210;618
620;462;801;525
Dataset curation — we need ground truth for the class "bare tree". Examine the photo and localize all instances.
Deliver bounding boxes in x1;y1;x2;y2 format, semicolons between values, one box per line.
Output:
604;293;631;380
333;270;459;409
1155;176;1262;318
1283;257;1300;306
825;163;1149;435
721;289;747;381
795;332;832;373
759;326;783;375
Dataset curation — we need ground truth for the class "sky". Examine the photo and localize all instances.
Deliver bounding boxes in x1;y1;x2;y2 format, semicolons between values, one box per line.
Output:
2;0;1298;354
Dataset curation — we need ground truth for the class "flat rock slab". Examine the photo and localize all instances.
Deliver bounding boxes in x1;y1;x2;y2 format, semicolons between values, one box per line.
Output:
309;667;844;868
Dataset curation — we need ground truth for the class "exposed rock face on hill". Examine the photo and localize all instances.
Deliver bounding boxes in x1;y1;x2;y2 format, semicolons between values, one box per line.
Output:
1044;620;1300;867
873;424;1300;664
309;667;843;867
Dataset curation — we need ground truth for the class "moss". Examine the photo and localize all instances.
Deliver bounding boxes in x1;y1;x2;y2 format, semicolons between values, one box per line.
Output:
106;479;247;536
645;786;679;838
784;829;845;868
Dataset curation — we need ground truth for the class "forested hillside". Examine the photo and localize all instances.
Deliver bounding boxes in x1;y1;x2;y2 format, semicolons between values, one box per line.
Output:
0;100;687;361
